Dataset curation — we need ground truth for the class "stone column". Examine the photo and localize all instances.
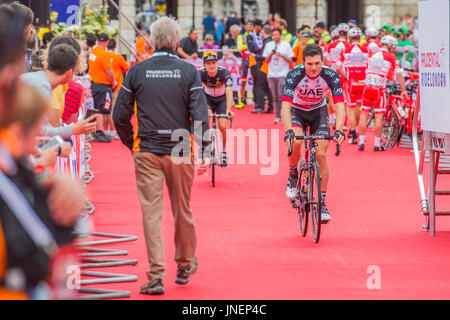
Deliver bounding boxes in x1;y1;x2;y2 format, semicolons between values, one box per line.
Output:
117;0;136;55
84;0;136;56
296;0;327;29
177;0;204;38
363;0;395;27
363;0;417;27
258;0;269;21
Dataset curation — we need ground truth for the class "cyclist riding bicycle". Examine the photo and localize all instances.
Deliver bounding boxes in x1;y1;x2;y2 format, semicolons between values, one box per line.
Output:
199;51;234;167
281;44;346;223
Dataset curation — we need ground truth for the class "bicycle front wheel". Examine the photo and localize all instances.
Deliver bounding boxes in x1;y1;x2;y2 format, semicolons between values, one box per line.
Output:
210;132;216;187
309;162;322;243
298;168;309;237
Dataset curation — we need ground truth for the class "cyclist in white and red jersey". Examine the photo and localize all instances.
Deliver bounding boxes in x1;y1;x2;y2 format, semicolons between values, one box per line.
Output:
282;44;346;222
343;27;369;144
324;23;349;129
362;27;383;55
324;23;349;74
330;28;340;42
357;35;408;151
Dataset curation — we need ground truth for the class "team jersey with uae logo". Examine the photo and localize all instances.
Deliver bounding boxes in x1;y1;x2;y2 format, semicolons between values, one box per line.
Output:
282;65;344;111
365;49;401;88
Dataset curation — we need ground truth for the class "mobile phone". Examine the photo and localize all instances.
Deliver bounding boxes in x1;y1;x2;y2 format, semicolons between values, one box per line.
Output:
38;136;64;153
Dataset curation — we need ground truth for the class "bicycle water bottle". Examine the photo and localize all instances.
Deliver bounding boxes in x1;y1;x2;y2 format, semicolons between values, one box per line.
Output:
398;105;406;118
303;172;309;193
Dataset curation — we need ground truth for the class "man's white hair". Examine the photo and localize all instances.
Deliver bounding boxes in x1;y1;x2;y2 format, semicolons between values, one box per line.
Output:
150;17;181;51
230;24;240;33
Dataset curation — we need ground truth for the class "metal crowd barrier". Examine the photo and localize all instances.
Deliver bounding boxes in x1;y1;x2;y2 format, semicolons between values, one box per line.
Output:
75;134;138;300
408;89;450;234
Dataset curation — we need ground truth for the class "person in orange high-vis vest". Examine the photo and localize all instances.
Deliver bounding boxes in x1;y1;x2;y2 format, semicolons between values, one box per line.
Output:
107;38;130;139
136;31;154;61
292;31;312;66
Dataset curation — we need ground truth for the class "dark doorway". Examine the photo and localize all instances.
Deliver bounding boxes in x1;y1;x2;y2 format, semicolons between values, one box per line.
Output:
268;0;297;34
326;0;362;29
165;0;177;18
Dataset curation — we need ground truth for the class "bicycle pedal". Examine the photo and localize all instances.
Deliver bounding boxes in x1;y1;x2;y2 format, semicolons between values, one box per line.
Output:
290;199;299;209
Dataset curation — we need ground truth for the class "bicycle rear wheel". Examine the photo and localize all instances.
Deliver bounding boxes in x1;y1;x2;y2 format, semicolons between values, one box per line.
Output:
298;168;309;237
210;132;216;187
309;162;322;243
382;106;400;149
211;163;215;187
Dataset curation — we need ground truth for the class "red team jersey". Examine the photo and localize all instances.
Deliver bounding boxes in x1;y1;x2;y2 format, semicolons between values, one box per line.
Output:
365;49;400;88
325;39;349;70
362;39;383;55
342;43;369;106
343;43;369;82
361;49;401;114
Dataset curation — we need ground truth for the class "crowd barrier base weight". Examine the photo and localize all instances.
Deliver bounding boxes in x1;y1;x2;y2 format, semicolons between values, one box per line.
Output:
75;232;139;300
73;131;139;300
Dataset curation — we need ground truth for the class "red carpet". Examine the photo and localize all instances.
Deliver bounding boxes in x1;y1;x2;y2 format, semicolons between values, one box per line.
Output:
85;106;450;300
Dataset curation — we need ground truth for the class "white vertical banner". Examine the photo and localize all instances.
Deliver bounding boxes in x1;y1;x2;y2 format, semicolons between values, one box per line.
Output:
419;0;450;134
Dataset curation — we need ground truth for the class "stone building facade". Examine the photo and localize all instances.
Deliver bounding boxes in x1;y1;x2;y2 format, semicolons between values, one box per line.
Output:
86;0;418;55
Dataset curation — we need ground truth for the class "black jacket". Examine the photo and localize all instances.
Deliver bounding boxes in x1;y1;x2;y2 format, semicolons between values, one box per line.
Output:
113;49;210;157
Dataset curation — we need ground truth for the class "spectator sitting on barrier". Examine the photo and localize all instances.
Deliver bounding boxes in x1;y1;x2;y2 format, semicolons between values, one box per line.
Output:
224;24;241;60
201;33;219;56
177;29;199;59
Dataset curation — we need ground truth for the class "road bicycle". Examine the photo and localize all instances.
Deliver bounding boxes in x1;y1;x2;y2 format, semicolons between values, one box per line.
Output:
382;74;419;149
288;134;341;243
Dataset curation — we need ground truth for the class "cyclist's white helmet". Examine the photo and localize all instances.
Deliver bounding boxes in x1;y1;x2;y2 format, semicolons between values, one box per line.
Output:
348;27;362;38
331;28;340;39
337;23;350;33
381;35;398;47
365;27;379;37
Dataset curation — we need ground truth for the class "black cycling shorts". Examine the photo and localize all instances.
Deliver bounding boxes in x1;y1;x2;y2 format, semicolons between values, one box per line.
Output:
240;58;249;80
206;94;227;115
291;107;330;136
91;82;113;115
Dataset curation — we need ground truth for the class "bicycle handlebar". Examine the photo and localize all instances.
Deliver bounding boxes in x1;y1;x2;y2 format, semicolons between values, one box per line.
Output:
209;113;233;128
287;135;342;157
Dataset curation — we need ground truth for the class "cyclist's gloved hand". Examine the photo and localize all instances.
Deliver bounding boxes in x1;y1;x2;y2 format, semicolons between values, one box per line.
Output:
284;129;295;145
333;129;345;145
